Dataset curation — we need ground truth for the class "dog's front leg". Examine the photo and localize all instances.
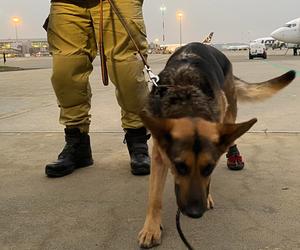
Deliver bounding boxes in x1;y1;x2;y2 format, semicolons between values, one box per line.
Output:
138;142;168;248
207;181;214;209
207;194;214;209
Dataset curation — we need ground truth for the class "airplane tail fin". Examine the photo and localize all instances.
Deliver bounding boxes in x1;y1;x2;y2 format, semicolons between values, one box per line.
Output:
202;32;214;44
235;70;296;102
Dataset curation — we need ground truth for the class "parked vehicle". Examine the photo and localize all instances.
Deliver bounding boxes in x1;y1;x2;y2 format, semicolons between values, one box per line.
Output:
249;42;267;59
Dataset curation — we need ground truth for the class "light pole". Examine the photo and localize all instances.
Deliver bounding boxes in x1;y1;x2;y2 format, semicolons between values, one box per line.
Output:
160;5;166;43
177;12;183;46
12;17;20;41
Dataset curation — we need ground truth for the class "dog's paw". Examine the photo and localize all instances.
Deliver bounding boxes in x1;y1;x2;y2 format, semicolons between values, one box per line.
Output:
207;194;214;209
138;224;162;249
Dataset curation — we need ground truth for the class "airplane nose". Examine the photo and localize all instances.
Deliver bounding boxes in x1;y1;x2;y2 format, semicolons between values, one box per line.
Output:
271;30;280;40
271;28;284;40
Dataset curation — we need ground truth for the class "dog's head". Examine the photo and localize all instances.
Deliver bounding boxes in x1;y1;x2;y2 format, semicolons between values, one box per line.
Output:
141;112;257;218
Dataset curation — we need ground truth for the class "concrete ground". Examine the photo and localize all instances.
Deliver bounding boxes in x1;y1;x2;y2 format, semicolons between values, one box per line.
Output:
0;51;300;250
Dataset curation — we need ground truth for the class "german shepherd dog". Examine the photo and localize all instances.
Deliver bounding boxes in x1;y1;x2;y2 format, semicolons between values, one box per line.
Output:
138;43;295;248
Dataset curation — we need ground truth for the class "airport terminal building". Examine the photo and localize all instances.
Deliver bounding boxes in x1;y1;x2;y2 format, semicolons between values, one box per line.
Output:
0;39;49;58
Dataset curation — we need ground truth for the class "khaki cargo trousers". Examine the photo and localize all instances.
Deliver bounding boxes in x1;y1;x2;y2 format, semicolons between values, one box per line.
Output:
47;0;149;132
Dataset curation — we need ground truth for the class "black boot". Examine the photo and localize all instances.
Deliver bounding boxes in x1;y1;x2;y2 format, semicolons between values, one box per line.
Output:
124;127;151;176
45;128;93;177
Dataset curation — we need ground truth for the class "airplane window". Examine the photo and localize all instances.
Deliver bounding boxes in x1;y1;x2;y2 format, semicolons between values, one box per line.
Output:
284;24;292;28
292;23;296;27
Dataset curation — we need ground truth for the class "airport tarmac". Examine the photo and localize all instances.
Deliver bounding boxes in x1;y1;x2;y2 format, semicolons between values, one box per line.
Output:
0;51;300;250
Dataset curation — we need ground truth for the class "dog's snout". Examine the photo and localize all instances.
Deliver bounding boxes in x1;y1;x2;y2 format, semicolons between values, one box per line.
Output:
175;184;208;219
183;204;206;218
180;198;207;218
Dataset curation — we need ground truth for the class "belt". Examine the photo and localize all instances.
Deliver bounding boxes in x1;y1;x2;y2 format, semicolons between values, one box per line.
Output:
51;0;100;7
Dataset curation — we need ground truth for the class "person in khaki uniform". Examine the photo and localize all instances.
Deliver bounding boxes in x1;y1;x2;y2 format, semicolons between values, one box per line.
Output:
45;0;151;177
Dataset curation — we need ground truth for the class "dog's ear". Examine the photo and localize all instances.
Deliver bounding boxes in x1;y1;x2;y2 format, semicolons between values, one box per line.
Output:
140;110;173;142
217;118;257;152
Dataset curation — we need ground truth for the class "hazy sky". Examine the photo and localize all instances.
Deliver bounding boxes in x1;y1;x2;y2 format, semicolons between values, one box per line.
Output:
1;0;300;43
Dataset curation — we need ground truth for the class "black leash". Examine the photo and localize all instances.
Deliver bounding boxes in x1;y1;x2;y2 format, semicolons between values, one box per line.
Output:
176;209;195;250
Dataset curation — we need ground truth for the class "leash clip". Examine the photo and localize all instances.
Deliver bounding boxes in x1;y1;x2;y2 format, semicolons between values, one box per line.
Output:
145;66;159;87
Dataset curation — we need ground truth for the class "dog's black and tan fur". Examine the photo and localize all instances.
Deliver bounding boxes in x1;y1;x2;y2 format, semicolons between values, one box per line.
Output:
138;42;295;248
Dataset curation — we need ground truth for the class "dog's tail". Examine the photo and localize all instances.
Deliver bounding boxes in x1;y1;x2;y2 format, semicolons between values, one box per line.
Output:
235;70;296;102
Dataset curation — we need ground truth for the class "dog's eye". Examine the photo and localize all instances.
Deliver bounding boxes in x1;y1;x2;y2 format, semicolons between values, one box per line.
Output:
201;164;215;177
174;162;189;176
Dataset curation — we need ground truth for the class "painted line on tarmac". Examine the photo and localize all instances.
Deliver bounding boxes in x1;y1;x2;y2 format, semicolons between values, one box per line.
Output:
264;61;300;77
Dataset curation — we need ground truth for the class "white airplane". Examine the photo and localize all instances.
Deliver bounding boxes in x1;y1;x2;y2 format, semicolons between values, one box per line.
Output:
226;44;249;51
252;37;286;50
202;32;214;45
253;37;275;48
160;43;183;53
160;32;214;53
271;17;300;55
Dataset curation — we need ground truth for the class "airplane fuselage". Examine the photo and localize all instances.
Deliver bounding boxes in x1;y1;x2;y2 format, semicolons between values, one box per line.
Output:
271;18;300;44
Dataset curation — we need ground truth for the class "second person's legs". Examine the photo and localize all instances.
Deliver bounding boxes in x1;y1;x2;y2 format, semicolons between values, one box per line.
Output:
90;0;151;175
